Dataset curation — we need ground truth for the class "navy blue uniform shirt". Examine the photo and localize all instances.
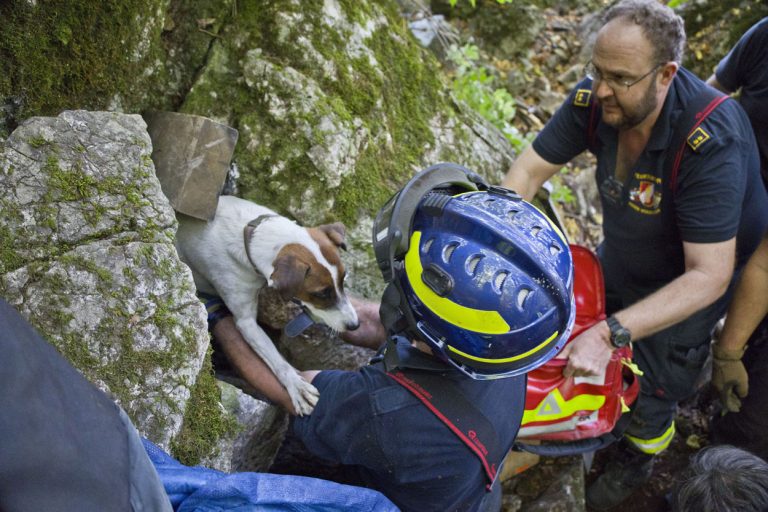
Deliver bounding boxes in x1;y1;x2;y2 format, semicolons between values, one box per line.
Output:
715;17;768;177
292;338;526;512
533;67;768;289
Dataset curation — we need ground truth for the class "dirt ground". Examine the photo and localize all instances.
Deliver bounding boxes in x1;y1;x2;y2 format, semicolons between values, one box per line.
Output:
505;382;720;511
595;389;719;512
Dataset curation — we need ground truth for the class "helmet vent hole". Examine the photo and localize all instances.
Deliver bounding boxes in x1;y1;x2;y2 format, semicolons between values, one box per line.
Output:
493;271;508;291
517;288;531;309
443;242;459;263
507;209;520;222
467;254;482;275
549;243;562;255
531;225;543;236
423;237;435;253
484;198;496;208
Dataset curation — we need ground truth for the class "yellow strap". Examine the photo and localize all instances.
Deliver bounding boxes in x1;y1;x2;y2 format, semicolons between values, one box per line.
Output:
621;358;644;376
620;396;630;413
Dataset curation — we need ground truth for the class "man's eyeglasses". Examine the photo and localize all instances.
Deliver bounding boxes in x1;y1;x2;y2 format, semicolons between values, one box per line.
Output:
584;62;662;92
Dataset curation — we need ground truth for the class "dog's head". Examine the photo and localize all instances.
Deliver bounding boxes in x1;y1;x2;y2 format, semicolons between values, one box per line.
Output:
270;222;359;332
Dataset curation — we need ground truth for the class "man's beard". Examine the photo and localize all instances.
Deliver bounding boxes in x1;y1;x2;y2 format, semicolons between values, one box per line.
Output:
602;79;658;130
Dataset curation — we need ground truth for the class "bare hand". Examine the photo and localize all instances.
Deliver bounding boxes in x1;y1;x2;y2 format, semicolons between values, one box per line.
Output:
560;323;613;378
340;297;387;350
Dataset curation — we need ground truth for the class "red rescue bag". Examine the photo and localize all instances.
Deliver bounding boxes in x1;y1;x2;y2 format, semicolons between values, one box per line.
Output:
517;244;640;443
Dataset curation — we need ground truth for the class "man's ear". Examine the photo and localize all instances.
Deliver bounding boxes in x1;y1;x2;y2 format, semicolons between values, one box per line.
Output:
317;222;347;251
660;61;679;86
270;254;309;301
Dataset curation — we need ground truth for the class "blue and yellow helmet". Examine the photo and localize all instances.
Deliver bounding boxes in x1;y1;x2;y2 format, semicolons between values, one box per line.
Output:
373;163;575;379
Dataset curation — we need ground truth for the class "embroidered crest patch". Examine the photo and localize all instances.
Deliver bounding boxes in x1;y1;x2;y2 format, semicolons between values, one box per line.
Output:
573;89;592;107
687;127;711;151
628;173;662;214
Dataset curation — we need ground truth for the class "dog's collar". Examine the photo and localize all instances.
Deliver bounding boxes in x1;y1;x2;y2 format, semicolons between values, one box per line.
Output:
243;214;279;270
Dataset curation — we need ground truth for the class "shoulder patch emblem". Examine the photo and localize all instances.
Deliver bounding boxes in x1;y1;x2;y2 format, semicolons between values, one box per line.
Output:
573;89;592;107
687;127;711;151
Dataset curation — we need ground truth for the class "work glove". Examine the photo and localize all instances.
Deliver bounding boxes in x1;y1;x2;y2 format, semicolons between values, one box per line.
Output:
711;343;748;413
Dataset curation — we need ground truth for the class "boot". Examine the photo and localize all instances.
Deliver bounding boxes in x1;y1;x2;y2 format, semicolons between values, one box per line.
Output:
586;441;655;511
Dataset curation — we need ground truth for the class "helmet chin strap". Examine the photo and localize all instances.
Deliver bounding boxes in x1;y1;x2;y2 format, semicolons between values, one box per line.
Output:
379;281;420;340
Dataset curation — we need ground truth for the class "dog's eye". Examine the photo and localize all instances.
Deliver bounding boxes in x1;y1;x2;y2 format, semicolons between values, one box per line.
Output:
311;288;333;300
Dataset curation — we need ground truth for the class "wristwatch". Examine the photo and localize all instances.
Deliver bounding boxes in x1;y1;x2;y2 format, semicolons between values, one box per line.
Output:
606;315;632;348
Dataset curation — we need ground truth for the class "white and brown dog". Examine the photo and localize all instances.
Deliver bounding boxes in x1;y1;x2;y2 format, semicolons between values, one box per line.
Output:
175;195;359;415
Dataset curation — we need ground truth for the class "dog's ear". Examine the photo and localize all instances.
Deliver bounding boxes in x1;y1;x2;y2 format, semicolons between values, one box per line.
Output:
317;222;347;251
271;254;310;301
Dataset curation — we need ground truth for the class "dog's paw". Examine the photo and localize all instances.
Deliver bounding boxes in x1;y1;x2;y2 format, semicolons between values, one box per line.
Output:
286;373;320;416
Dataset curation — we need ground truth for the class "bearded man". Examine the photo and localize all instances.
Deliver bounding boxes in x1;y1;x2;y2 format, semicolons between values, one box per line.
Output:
502;0;768;509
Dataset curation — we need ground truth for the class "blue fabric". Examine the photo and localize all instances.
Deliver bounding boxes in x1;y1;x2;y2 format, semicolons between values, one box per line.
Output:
292;338;526;512
533;67;768;286
142;439;400;512
715;17;768;176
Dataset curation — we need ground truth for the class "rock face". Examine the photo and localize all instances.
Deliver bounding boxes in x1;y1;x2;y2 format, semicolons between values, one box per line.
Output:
0;0;521;470
175;0;516;297
1;0;518;299
0;110;210;449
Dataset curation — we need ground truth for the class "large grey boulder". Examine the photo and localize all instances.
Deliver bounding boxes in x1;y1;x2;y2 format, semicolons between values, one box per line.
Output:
0;110;210;449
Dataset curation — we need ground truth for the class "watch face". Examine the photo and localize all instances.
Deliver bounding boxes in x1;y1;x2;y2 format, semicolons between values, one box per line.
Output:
607;316;631;348
612;329;631;348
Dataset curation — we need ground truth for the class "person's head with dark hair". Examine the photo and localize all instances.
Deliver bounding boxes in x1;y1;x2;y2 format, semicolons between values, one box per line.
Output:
602;0;686;64
672;445;768;512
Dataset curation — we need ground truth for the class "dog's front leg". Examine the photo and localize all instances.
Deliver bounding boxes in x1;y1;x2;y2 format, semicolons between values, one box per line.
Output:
232;315;320;416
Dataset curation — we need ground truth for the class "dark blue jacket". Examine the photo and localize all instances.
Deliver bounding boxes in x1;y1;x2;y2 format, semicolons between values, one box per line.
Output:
292;337;526;512
716;17;768;177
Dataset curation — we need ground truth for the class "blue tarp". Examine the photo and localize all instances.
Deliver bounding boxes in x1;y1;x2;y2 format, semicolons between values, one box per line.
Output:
143;439;400;511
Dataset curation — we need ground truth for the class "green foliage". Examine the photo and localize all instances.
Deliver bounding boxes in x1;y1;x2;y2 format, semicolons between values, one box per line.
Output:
678;0;767;76
446;43;532;152
549;168;576;205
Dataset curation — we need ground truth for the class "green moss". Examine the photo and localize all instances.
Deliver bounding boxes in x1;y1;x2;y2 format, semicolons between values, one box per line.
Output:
29;136;50;148
336;0;375;25
93;293;200;438
0;224;24;274
59;252;115;286
170;345;239;466
0;1;160;122
180;1;445;226
32;143;169;244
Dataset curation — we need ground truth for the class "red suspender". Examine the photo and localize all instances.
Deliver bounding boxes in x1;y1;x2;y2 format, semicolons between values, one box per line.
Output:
669;94;729;192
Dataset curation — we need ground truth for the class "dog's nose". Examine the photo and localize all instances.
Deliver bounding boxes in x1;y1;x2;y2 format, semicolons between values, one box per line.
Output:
345;320;360;331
